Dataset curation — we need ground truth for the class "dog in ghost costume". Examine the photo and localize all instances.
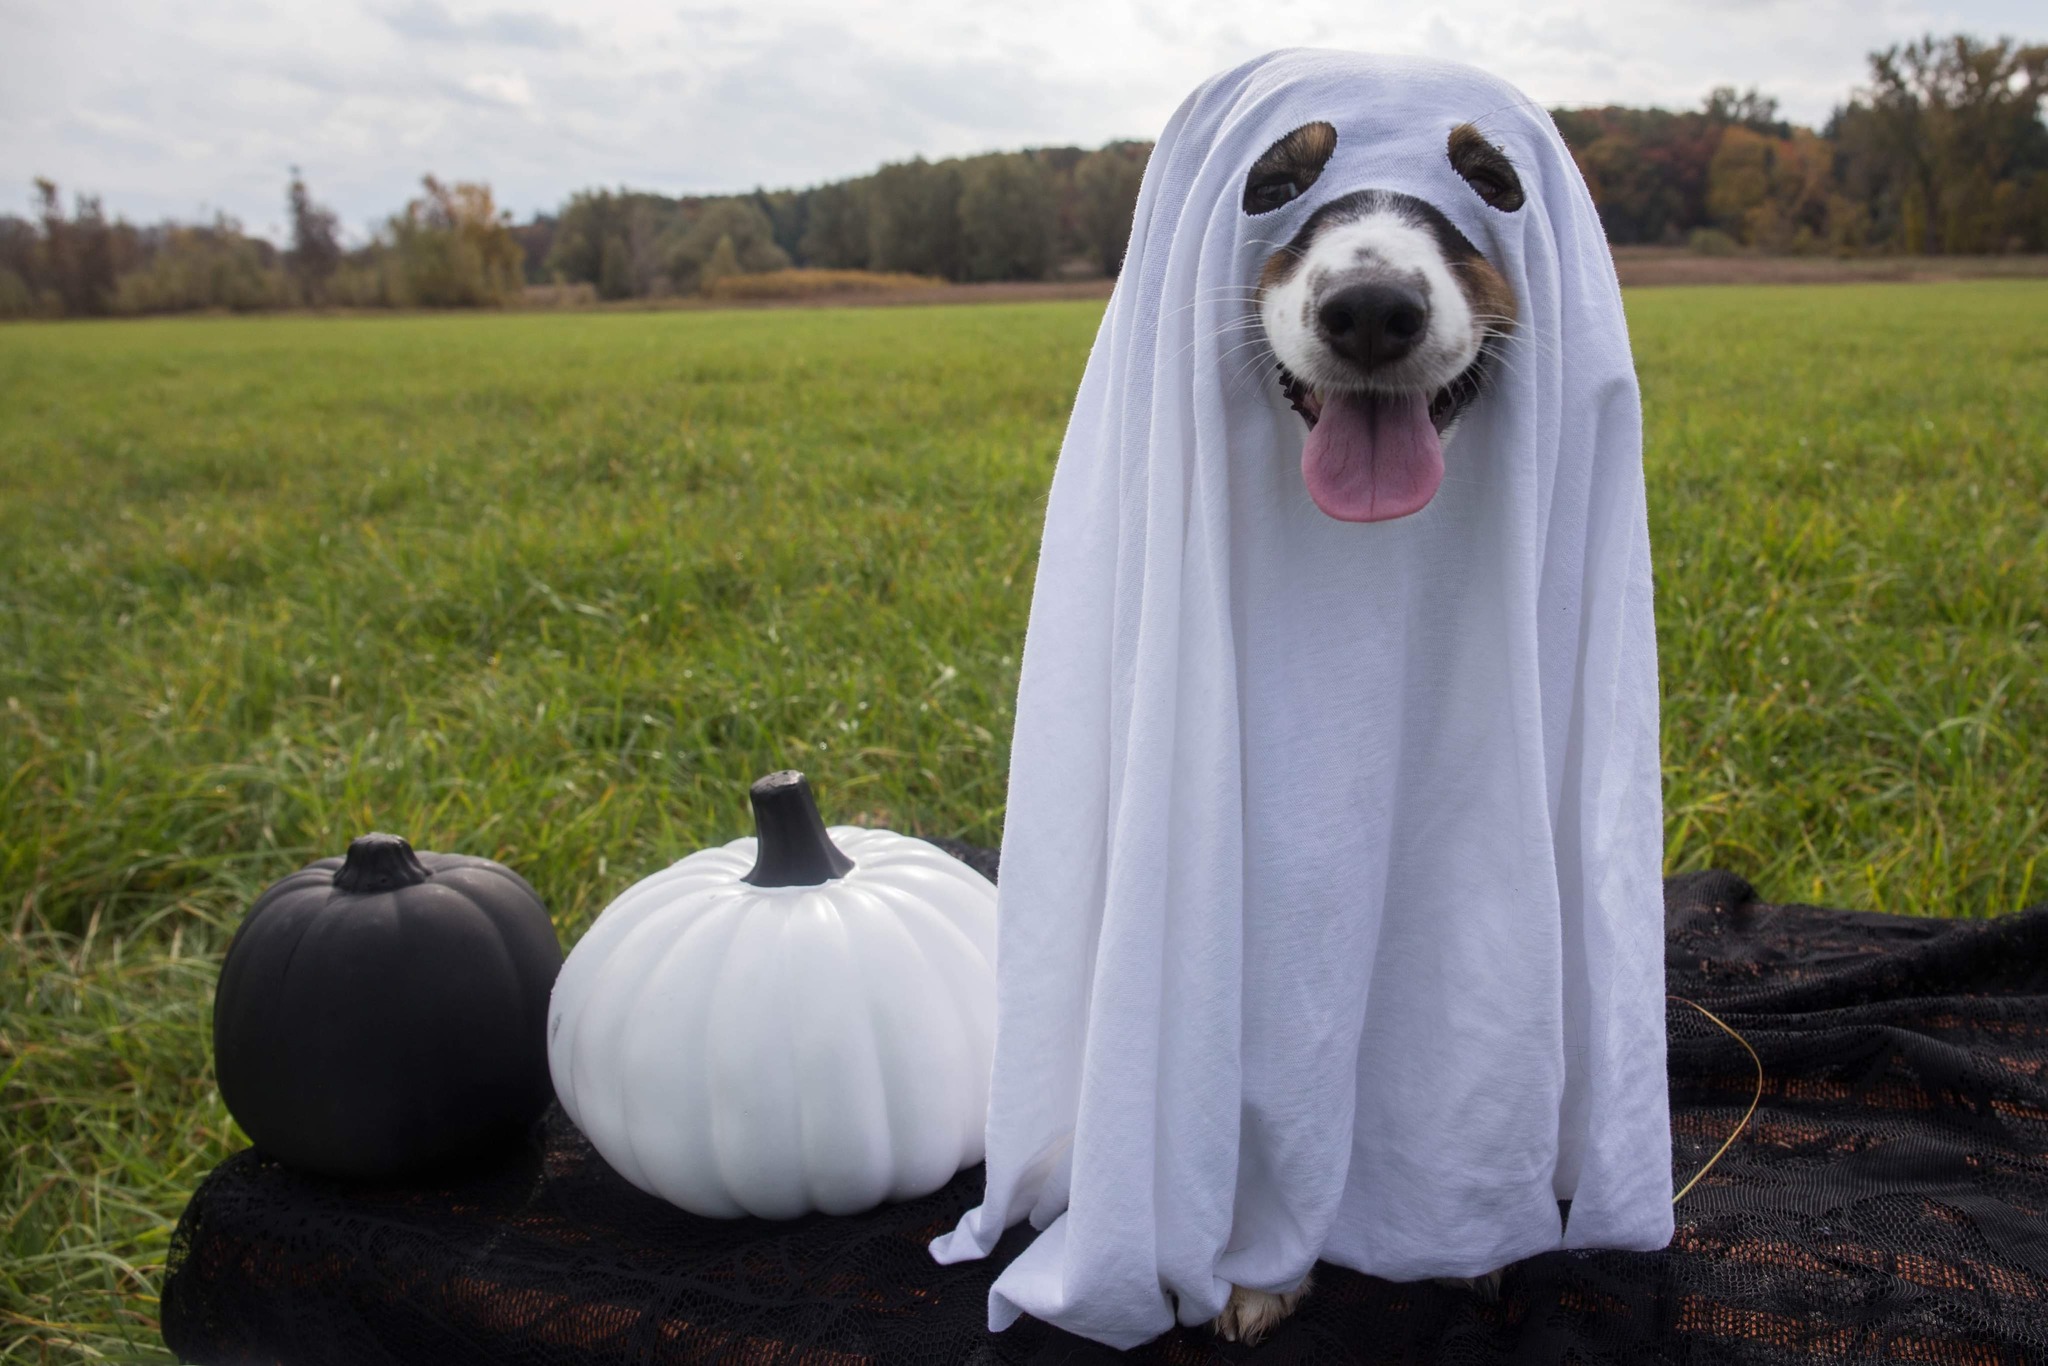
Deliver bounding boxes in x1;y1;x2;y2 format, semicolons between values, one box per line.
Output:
931;50;1672;1349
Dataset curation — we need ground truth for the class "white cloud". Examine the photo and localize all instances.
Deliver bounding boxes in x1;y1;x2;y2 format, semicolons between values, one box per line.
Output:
381;2;583;48
461;69;533;106
0;0;2037;238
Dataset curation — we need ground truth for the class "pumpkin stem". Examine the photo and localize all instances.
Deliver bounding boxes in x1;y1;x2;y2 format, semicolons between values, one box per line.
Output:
333;833;433;894
744;772;855;887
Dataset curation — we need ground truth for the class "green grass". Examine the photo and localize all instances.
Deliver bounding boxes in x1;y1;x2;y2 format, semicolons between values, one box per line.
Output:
3;283;2044;1359
1634;285;2046;911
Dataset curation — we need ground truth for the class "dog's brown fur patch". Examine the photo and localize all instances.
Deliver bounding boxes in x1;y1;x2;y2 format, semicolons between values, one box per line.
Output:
1254;121;1338;181
1258;242;1305;292
1447;123;1526;212
1243;121;1338;216
1454;252;1517;329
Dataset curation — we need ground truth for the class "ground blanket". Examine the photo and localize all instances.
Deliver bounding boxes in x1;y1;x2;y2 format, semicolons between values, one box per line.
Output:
160;857;2048;1364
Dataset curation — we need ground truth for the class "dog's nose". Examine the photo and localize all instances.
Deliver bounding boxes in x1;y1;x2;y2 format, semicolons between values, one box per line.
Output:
1316;283;1428;368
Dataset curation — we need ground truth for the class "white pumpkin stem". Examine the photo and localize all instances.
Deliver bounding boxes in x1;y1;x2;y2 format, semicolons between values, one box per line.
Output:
332;833;433;894
744;772;855;887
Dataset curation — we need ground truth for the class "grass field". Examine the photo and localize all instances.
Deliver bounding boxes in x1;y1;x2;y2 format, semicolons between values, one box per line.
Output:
4;282;2046;1359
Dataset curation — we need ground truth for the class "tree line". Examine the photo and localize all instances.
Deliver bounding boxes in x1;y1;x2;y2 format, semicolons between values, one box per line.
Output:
2;32;2040;319
0;173;525;317
536;141;1151;302
1561;36;2047;253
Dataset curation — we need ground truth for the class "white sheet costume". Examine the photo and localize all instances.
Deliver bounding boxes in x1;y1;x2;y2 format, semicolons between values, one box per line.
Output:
930;50;1671;1347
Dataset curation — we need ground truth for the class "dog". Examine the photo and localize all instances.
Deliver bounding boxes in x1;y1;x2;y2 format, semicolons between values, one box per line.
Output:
1214;118;1525;1347
1250;119;1521;526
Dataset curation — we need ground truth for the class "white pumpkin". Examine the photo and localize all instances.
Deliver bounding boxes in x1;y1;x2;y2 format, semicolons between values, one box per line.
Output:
547;771;997;1219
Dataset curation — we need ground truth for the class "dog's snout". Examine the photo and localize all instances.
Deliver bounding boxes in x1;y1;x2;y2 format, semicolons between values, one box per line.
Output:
1316;282;1428;368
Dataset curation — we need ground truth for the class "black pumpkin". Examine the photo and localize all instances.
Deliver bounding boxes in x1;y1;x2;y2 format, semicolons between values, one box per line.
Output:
213;833;562;1179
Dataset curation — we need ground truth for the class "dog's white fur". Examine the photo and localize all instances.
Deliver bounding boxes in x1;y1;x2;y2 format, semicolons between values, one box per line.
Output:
1258;209;1485;402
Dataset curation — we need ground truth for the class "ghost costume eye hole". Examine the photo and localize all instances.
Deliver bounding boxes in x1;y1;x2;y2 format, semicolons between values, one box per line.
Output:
1242;121;1337;215
1244;174;1303;213
1447;123;1526;211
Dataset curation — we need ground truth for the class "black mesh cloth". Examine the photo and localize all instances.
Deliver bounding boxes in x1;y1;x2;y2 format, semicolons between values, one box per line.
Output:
161;856;2048;1365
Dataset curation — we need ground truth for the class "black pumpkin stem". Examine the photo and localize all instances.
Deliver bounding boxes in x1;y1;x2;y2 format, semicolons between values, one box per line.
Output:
333;833;433;894
744;772;855;887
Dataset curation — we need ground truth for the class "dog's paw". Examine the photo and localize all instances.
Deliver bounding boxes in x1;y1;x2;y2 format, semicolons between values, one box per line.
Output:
1432;1268;1504;1302
1213;1271;1313;1346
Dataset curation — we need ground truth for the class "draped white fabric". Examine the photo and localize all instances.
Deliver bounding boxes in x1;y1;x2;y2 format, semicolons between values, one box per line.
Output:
929;49;1671;1348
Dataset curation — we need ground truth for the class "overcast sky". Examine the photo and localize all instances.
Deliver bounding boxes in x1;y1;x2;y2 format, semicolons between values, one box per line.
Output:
1;0;2039;241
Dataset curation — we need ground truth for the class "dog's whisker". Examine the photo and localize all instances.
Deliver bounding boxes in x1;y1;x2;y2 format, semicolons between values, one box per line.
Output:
1163;319;1268;368
1477;352;1549;391
1467;321;1555;359
1216;335;1278;370
1217;339;1277;372
1226;347;1280;396
1158;294;1268;324
1228;362;1272;396
1460;96;1547;138
1176;310;1262;333
1161;301;1266;323
1479;332;1559;369
1177;289;1264;299
1205;327;1266;352
1475;343;1553;375
1223;336;1277;382
1177;310;1267;341
1169;291;1268;308
1171;303;1261;325
1164;334;1265;374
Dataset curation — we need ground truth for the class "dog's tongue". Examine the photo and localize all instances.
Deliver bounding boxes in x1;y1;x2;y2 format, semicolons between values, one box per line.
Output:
1301;390;1444;522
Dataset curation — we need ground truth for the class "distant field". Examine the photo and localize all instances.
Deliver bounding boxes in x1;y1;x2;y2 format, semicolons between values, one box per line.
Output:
3;284;2045;1358
1610;247;2048;287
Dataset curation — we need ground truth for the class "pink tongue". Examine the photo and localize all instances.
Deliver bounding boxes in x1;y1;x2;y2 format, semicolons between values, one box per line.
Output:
1300;390;1444;522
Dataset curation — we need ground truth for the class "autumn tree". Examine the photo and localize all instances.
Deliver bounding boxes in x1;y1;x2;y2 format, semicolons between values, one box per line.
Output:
753;187;807;260
867;158;963;279
664;198;788;293
0;214;35;316
286;169;341;303
1702;87;1790;136
386;176;524;306
117;216;285;313
958;154;1057;281
1554;106;1726;243
35;180;119;315
698;235;742;293
1073;144;1148;275
1707;126;1837;250
1831;34;2048;252
548;190;684;299
798;180;871;268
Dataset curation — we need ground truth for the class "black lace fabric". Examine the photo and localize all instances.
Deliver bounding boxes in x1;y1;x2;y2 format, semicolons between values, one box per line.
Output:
162;855;2048;1364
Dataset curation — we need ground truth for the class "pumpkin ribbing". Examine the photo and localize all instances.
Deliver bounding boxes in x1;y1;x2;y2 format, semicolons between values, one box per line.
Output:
545;788;997;1219
214;837;561;1180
